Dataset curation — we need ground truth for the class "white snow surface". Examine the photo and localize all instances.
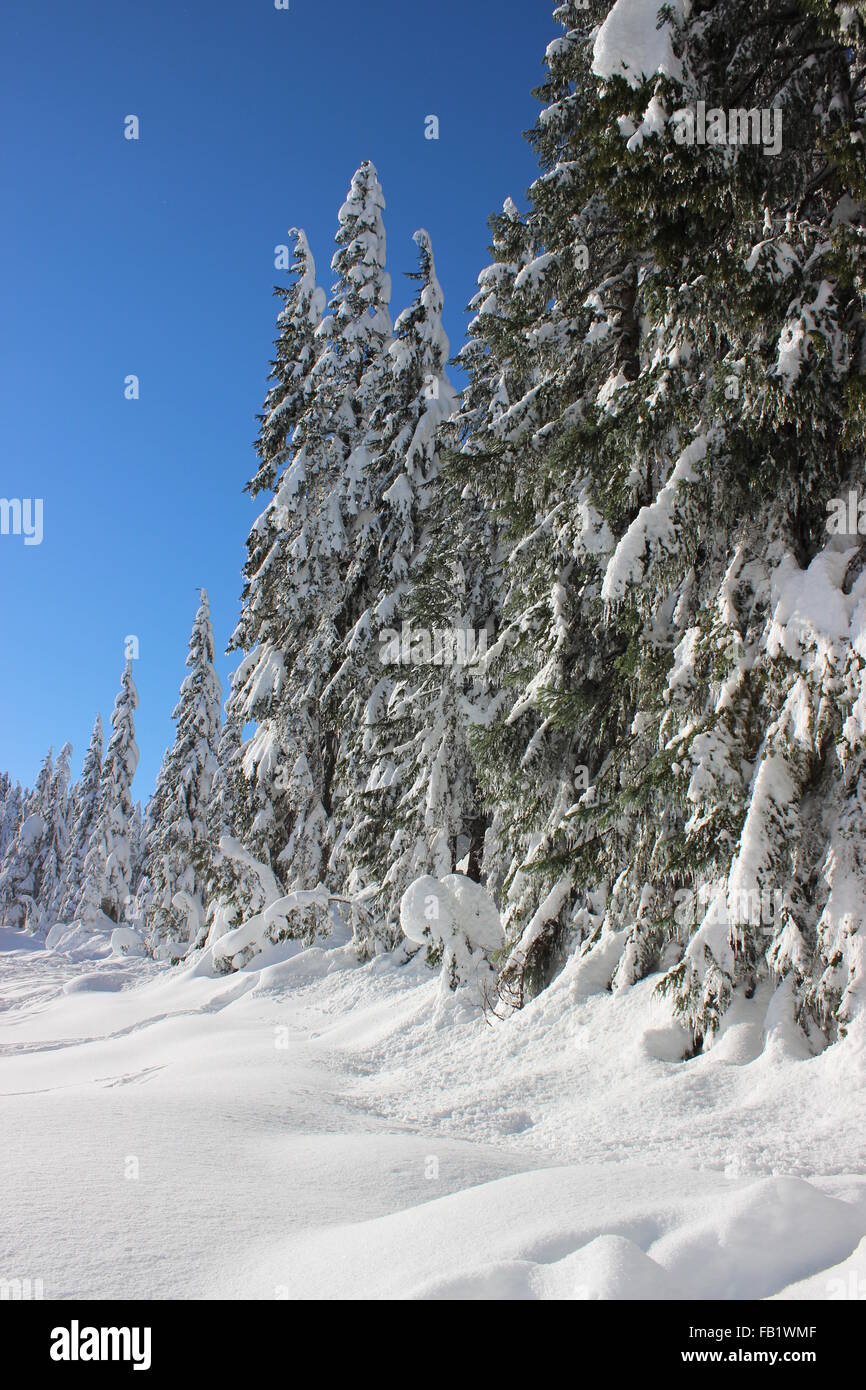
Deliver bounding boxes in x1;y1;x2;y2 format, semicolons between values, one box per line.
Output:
1;925;864;1300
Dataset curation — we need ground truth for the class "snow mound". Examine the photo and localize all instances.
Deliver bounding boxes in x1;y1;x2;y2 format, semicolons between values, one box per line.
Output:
548;1234;687;1300
421;1235;687;1301
652;1175;861;1299
248;1164;865;1301
62;972;127;995
45;917;114;958
110;925;147;958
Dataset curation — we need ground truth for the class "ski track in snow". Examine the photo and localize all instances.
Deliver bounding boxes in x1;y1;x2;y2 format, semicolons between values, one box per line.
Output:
1;926;864;1301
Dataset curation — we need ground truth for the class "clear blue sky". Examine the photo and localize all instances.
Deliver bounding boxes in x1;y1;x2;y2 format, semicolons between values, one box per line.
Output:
0;0;555;801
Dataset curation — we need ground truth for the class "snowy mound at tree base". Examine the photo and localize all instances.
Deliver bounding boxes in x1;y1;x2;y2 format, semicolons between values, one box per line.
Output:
0;925;863;1300
244;1166;861;1301
44;914;118;958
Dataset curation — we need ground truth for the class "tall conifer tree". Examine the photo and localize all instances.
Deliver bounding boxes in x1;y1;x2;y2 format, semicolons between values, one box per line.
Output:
79;665;139;928
145;591;222;951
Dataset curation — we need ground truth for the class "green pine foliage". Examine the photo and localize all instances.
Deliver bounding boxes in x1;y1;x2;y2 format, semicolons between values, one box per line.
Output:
444;0;866;1044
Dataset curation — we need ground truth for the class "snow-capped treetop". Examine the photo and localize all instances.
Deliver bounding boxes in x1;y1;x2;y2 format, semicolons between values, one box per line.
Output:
0;774;24;863
319;159;393;417
330;160;392;351
251;227;327;497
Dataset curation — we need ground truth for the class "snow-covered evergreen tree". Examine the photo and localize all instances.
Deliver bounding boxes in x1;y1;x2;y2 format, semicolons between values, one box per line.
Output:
333;230;484;951
448;7;629;1005
454;0;866;1047
57;716;103;925
78;664;140;928
227;227;330;897
144;590;222;952
250;228;327;497
0;752;54;931
227;164;393;946
29;742;74;932
210;708;243;833
129;801;145;895
202;704;245;929
0;773;24;866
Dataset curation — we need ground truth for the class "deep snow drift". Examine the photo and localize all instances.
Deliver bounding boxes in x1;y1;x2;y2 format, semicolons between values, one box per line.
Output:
1;925;864;1301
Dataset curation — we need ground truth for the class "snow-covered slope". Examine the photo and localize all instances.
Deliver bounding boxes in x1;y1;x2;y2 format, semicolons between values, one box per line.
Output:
1;926;864;1300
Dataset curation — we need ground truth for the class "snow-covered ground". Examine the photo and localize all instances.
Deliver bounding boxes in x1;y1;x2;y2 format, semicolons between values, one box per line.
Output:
1;925;864;1300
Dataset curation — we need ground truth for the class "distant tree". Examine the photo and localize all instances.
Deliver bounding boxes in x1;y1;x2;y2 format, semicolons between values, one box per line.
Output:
144;591;222;952
78;665;139;928
0;751;54;931
56;715;104;924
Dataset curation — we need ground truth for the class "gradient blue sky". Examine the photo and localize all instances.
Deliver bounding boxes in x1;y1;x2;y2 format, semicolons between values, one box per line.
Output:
0;0;555;800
